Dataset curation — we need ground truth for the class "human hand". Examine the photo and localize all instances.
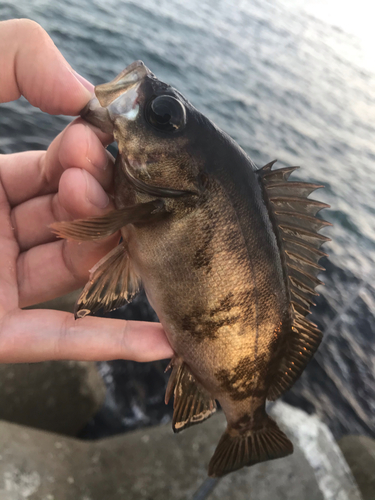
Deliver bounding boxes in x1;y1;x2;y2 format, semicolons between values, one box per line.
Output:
0;19;173;363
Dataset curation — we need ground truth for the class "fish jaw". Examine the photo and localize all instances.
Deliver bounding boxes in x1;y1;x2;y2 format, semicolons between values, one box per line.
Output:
80;60;151;135
80;96;113;134
96;60;151;107
80;61;211;197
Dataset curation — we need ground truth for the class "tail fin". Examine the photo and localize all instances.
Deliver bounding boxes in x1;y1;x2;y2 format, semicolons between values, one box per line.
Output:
208;416;293;477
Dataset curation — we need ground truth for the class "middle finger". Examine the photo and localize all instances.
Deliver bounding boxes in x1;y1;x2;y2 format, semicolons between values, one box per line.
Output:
12;167;115;251
3;118;113;207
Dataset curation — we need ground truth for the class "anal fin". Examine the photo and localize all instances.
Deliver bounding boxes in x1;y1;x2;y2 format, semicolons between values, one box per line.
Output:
165;359;216;433
74;243;140;318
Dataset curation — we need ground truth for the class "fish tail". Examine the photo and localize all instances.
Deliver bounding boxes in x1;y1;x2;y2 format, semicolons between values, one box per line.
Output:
208;415;293;477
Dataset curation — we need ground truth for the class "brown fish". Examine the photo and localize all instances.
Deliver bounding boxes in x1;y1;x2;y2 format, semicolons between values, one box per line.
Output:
52;61;331;477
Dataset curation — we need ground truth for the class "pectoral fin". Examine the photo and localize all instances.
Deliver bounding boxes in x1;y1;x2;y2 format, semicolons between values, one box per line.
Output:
74;243;140;318
165;359;217;433
50;200;164;241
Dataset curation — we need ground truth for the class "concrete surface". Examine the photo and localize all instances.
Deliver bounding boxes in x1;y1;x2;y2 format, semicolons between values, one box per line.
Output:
338;435;375;500
0;402;363;500
271;403;362;500
0;361;106;436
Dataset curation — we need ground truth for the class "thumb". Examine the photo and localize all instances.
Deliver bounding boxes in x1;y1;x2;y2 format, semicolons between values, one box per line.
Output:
0;19;94;115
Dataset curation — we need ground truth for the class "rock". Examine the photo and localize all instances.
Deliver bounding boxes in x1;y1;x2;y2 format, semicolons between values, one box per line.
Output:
271;403;362;500
338;435;375;500
0;402;363;500
0;361;106;436
0;421;88;500
18;293;105;435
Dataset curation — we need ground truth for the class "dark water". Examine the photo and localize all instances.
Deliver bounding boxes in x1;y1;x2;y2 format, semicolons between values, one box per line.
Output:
1;0;374;440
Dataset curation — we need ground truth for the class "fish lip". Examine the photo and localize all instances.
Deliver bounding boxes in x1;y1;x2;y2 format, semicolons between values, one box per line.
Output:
80;98;114;134
102;61;153;122
81;61;152;130
107;82;141;122
95;60;152;108
115;60;153;87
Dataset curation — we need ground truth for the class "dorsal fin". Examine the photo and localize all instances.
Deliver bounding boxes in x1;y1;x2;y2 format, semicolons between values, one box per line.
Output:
258;161;330;401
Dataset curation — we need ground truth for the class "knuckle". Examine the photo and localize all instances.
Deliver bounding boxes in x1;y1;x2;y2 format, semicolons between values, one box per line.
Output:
119;321;134;360
60;240;84;283
23;19;48;39
16;19;49;47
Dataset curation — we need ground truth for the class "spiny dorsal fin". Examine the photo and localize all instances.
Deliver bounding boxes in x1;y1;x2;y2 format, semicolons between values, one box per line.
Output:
258;161;330;400
74;243;140;318
165;358;216;433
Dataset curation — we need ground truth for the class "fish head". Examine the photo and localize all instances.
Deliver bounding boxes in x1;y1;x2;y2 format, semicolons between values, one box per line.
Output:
81;61;214;193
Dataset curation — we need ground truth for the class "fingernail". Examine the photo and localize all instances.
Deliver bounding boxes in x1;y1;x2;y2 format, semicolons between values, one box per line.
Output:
84;170;109;208
72;70;95;94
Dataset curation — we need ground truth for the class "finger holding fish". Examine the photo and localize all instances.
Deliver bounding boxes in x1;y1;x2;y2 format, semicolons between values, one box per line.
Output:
0;310;173;363
1;119;113;208
12;165;115;252
0;21;174;367
17;232;120;309
57;120;114;192
12;123;121;306
6;114;116;254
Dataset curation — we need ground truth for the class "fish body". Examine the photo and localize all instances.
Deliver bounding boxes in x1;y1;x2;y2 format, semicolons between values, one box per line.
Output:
52;61;330;476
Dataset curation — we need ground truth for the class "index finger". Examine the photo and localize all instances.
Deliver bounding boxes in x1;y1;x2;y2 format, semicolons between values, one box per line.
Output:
0;119;113;208
0;19;92;115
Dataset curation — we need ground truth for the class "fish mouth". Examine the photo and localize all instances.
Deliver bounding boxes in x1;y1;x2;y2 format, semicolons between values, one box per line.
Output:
80;61;152;132
106;83;141;122
96;60;152;108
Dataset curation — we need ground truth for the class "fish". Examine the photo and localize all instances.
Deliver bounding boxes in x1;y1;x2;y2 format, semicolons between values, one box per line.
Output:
51;61;331;477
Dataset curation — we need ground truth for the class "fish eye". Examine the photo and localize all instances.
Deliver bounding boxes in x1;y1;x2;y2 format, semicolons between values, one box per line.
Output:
146;95;186;132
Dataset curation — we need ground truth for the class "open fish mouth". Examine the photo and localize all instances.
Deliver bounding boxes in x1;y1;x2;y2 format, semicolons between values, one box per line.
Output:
97;60;152;117
80;60;152;133
97;61;150;103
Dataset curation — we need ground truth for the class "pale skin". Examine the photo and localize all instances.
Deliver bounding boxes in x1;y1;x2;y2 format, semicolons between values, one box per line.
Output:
0;19;173;363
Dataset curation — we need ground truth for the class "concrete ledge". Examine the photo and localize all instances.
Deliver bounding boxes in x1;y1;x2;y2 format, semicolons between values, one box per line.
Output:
271;404;361;500
338;435;375;500
0;361;106;436
0;402;363;500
